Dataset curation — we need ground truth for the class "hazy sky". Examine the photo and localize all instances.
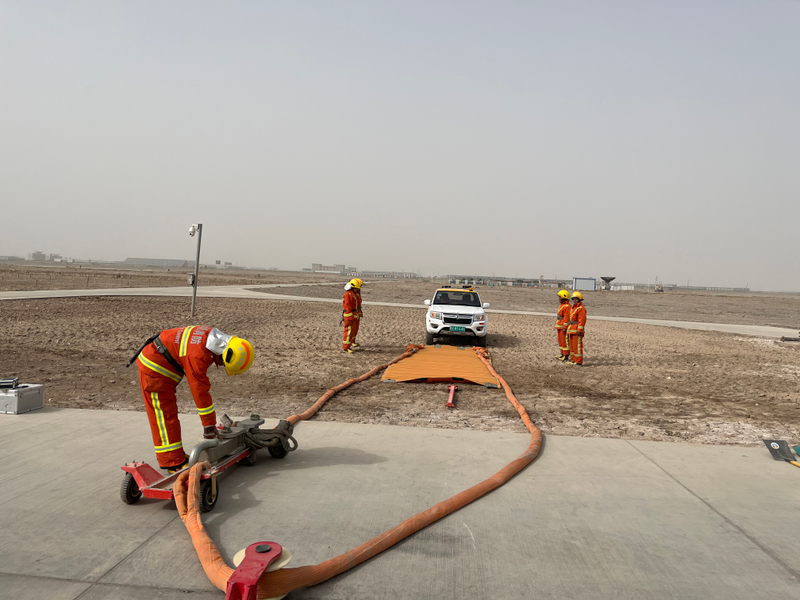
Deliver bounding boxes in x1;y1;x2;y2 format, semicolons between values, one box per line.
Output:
1;1;798;290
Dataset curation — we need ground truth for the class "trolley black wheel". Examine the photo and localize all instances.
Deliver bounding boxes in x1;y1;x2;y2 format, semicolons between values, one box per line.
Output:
120;472;142;505
268;444;288;459
242;449;258;466
199;478;218;513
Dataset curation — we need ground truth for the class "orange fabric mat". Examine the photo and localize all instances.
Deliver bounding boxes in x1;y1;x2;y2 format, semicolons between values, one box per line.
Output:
381;345;500;387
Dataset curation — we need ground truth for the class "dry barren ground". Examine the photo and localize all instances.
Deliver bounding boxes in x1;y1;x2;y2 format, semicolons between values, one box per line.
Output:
0;263;337;291
265;280;800;328
1;292;798;447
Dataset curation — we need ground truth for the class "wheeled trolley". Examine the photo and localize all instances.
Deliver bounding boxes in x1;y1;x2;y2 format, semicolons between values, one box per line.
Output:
120;414;297;512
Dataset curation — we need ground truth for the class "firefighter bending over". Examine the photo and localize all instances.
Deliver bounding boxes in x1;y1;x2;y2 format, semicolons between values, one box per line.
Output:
128;326;255;472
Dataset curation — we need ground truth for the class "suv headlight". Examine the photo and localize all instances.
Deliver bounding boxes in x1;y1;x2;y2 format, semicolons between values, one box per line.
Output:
473;313;485;322
430;311;443;320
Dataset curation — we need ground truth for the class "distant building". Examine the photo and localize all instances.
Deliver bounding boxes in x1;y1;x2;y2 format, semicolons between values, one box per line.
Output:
124;258;195;268
29;251;47;261
572;277;597;292
311;263;351;275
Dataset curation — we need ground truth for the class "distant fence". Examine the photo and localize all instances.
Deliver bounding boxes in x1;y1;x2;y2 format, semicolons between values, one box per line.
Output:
446;275;572;288
441;276;749;293
674;285;750;292
613;283;750;293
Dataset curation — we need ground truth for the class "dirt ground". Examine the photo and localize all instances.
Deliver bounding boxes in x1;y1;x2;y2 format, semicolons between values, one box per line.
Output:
2;278;799;447
0;263;338;291
266;280;800;328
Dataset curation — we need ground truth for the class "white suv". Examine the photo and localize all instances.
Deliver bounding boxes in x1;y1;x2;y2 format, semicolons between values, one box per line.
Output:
424;287;490;347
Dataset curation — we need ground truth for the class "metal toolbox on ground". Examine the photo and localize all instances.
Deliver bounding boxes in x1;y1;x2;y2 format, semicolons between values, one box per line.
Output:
0;384;44;414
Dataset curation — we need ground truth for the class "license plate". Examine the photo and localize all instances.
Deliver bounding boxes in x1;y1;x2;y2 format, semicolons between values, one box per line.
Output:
449;326;466;332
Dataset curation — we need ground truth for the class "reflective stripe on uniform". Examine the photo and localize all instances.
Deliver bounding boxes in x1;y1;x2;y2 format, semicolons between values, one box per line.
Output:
344;326;352;344
197;404;215;416
574;338;583;358
139;355;182;383
343;312;354;317
155;440;183;453
179;326;198;357
151;392;170;446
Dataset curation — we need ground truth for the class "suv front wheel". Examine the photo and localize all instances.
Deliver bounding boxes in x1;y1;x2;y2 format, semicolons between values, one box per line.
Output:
474;336;486;348
426;332;435;345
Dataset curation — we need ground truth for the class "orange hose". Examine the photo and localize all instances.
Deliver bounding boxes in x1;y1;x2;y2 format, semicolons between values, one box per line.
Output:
286;345;422;426
177;345;542;598
174;461;235;590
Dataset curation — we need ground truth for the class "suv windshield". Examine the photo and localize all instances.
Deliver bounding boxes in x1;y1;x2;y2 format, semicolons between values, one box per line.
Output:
433;291;481;307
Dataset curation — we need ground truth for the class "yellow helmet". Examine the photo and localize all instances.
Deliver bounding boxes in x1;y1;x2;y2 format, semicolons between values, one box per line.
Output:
571;291;584;301
223;336;255;376
558;290;570;300
349;278;363;289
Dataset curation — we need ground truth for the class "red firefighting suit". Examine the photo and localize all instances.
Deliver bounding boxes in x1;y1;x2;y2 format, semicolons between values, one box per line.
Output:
136;326;220;468
567;301;587;365
555;299;571;358
342;288;362;350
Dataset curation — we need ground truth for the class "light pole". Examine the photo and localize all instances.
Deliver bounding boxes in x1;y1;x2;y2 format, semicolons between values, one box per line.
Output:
189;223;203;317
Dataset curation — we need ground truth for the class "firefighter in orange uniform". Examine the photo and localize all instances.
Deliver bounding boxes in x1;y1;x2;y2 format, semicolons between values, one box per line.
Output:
555;290;571;361
128;326;255;472
567;292;587;365
342;278;363;353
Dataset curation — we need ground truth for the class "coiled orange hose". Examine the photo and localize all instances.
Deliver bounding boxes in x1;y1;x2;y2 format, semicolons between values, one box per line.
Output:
176;346;543;598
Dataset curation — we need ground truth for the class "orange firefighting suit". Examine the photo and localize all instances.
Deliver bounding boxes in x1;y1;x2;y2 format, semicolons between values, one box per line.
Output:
555;300;571;358
342;288;362;350
136;326;220;468
567;301;587;364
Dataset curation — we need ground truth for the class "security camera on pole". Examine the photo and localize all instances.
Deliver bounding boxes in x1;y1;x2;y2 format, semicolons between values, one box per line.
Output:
188;224;202;317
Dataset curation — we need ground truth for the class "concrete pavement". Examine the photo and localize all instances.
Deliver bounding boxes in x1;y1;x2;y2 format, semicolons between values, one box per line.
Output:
1;284;797;339
1;407;798;599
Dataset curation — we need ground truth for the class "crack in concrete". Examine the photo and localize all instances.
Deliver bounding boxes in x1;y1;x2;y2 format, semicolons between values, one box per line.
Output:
626;440;800;582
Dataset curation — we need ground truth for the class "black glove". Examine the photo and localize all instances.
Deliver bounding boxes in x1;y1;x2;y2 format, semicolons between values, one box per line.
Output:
203;425;220;440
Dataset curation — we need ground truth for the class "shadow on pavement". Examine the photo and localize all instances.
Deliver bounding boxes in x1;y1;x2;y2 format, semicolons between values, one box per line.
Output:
267;446;388;470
